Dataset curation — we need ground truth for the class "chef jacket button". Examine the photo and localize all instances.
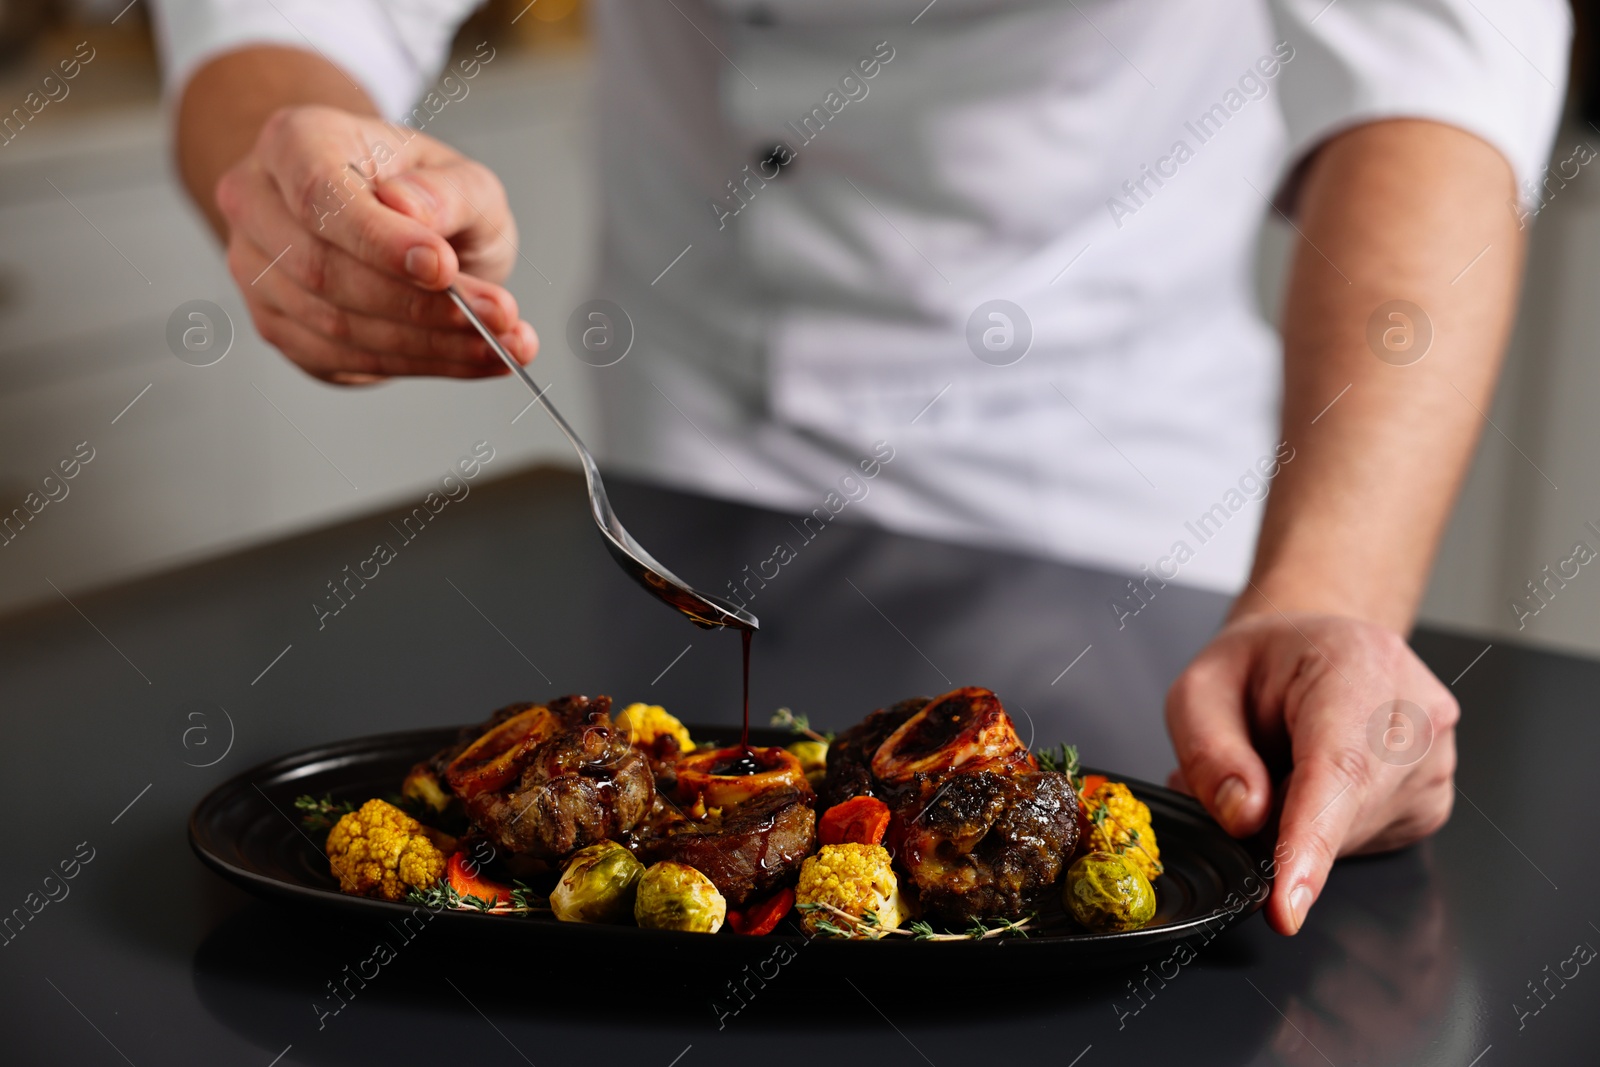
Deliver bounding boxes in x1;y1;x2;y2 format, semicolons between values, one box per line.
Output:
758;144;794;179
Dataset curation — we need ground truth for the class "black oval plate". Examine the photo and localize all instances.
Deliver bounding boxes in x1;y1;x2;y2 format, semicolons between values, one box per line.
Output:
189;725;1269;969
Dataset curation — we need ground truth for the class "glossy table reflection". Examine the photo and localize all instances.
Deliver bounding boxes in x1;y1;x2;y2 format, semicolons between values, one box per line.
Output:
1;469;1594;1066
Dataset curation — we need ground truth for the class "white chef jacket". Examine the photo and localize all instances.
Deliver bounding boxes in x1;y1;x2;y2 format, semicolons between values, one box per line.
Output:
151;0;1569;592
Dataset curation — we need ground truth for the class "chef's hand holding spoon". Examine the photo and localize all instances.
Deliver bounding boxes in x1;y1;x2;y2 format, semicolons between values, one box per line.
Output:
178;48;537;383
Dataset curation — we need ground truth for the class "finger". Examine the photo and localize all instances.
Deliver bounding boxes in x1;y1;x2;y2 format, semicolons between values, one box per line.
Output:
234;239;534;368
1165;644;1274;837
453;274;525;344
1267;739;1370;936
514;320;538;365
376;160;519;282
454;275;539;366
255;111;461;289
249;264;511;366
221;159;525;336
255;307;512;382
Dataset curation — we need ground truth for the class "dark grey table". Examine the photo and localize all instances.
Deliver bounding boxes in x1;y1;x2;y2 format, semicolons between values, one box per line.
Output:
2;468;1593;1066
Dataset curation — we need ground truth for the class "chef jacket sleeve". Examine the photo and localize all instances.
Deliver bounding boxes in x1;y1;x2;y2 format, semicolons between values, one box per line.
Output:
149;0;481;120
1267;0;1572;208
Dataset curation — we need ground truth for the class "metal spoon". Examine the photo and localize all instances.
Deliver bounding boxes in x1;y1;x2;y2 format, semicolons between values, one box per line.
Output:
447;286;757;631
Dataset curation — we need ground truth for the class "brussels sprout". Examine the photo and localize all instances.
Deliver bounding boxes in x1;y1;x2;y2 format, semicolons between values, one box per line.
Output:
634;861;727;933
1065;851;1157;932
550;841;645;923
786;740;828;788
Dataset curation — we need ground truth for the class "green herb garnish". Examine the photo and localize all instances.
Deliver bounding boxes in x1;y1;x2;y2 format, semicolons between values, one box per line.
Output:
293;794;356;834
771;707;834;744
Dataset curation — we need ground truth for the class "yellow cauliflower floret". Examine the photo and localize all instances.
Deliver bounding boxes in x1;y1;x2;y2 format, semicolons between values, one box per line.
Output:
795;843;905;937
1084;781;1162;881
324;798;446;902
615;703;693;754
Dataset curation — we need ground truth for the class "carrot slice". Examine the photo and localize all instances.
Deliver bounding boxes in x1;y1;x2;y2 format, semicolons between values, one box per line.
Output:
818;796;892;847
1073;775;1109;854
727;887;795;936
446;851;512;907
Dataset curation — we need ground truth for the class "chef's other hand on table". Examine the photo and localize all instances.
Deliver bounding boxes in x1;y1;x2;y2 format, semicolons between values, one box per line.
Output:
1166;611;1458;937
1159;119;1513;940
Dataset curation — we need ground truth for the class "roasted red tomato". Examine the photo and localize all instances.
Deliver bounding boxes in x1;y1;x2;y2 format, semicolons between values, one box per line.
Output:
818;796;892;847
445;851;513;907
726;887;795;936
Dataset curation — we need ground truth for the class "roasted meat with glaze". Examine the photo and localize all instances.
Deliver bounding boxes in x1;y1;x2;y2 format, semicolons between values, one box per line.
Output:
632;744;817;905
403;701;542;810
647;786;817;906
821;696;926;806
824;686;1078;922
445;695;655;859
872;686;1036;782
675;745;810;811
897;770;1077;920
433;701;540;772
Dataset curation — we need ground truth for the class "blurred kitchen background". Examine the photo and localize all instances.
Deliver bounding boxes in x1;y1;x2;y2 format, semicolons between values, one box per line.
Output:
1;0;1598;655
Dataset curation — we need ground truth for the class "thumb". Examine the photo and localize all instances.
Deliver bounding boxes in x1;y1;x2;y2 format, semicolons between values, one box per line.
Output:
1165;640;1273;837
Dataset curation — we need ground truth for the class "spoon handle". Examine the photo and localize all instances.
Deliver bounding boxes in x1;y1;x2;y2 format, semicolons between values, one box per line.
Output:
445;286;621;539
445;288;591;469
443;286;756;631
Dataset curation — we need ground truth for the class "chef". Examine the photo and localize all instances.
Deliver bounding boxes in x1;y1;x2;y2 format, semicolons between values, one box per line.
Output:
150;0;1569;935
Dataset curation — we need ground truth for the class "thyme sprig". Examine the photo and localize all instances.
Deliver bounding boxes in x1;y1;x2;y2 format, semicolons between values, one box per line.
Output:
771;707;834;744
293;794;356;834
797;901;1033;941
405;879;550;916
509;880;546;912
294;791;439;833
913;914;1033;941
1034;742;1081;786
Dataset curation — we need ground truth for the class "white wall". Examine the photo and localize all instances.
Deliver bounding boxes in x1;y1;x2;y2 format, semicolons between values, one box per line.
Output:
2;49;1596;657
1417;122;1600;656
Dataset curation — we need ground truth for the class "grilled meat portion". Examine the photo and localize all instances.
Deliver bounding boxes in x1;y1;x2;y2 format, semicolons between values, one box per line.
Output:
821;697;927;807
406;701;543;801
445;705;563;799
647;787;817;906
434;701;541;771
458;695;655;859
897;770;1077;921
676;745;810;810
871;686;1035;782
826;686;1079;922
